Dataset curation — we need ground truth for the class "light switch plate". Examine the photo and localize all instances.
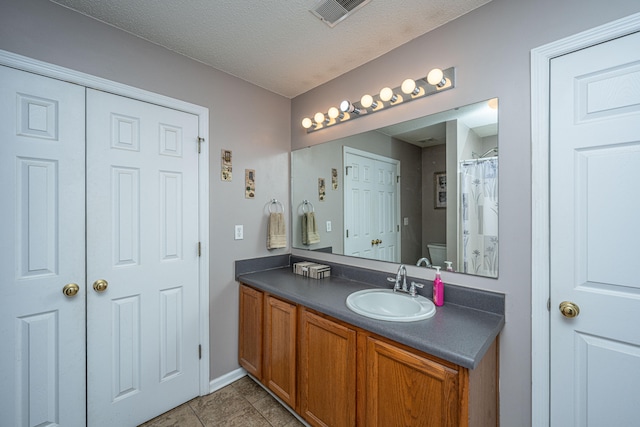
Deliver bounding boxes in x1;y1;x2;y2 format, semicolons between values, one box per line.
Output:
234;225;243;240
326;221;332;232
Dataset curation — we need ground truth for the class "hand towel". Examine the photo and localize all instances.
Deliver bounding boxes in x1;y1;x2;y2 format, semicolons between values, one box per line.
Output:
267;212;286;249
302;212;320;245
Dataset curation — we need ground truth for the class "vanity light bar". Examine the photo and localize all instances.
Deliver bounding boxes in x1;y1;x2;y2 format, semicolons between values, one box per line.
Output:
301;67;455;133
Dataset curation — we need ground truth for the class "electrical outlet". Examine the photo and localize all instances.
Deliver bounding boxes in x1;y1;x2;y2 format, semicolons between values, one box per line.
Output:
234;225;243;240
403;217;409;226
326;221;332;232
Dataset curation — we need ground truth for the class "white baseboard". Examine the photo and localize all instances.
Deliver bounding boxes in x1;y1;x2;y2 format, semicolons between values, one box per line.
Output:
208;368;247;394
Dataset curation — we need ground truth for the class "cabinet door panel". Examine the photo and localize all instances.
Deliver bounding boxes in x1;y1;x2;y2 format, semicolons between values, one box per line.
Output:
238;284;263;379
365;336;459;427
264;295;297;407
299;309;356;427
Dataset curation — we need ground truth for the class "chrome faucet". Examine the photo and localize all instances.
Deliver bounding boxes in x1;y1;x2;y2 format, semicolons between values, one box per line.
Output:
416;257;431;267
387;264;408;293
387;264;424;297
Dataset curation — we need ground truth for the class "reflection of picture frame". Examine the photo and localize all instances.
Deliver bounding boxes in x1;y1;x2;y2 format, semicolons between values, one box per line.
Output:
434;171;447;209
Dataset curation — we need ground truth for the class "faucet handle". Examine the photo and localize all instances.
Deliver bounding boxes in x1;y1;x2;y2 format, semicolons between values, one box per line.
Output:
409;281;424;297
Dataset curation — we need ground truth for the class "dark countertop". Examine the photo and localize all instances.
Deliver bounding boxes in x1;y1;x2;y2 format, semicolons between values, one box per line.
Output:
237;267;504;369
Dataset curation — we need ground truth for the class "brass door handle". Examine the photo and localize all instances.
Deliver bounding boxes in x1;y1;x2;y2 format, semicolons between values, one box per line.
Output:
559;301;580;318
93;279;108;293
62;283;79;297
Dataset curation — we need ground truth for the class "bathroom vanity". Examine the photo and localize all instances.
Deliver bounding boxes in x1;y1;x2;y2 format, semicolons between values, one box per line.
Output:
236;258;504;427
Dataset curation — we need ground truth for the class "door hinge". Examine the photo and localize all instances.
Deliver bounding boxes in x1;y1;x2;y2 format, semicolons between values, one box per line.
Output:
397;175;400;183
547;298;551;312
197;137;205;154
198;242;201;257
346;229;349;238
199;344;202;360
397;225;400;232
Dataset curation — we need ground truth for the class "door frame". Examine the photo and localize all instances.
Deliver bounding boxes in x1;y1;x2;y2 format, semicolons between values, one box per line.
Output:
0;49;211;395
530;12;640;426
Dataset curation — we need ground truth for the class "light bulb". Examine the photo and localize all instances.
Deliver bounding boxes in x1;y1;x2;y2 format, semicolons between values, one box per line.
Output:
339;100;360;114
314;112;326;124
401;78;419;95
328;107;340;119
301;117;313;129
488;98;498;110
379;87;397;103
427;68;446;87
360;94;377;109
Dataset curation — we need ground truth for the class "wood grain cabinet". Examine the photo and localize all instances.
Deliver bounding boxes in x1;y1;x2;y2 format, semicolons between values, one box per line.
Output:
238;283;498;427
264;295;297;408
238;284;263;380
299;308;356;427
358;333;498;427
359;335;460;427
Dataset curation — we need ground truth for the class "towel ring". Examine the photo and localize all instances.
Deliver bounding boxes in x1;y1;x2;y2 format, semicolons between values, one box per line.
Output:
300;199;315;213
268;198;284;214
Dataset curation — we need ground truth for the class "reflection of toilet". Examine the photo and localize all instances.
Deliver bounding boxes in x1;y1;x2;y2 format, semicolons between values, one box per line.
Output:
427;243;447;267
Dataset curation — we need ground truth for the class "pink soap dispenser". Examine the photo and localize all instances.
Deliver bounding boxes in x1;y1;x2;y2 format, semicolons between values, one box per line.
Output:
433;266;444;306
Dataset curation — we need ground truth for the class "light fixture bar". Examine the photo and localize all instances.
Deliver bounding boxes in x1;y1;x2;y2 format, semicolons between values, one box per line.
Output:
301;67;455;133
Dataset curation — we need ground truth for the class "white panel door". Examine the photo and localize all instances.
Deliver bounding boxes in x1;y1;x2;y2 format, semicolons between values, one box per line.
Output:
86;89;201;426
0;66;86;426
374;159;400;262
550;31;640;425
344;151;374;259
344;148;400;262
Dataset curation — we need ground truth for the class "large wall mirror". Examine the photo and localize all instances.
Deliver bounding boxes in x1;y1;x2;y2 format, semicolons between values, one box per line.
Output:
291;98;498;278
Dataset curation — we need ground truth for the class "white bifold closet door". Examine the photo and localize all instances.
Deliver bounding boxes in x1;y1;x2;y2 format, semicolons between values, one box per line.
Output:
0;65;87;426
86;89;201;426
0;66;201;427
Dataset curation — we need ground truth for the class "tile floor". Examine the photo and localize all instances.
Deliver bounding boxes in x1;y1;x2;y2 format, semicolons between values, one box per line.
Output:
139;376;306;427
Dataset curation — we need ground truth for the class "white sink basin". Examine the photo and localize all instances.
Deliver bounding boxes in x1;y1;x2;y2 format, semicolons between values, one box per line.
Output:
346;289;436;322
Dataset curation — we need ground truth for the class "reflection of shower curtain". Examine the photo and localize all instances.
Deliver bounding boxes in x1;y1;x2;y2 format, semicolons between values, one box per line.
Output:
460;157;498;277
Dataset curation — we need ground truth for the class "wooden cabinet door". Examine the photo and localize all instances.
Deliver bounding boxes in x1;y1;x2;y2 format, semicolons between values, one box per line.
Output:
363;335;460;427
238;284;263;380
299;309;356;427
264;295;297;408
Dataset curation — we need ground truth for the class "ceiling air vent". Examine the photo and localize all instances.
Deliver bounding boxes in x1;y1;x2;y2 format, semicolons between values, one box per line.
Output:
310;0;371;27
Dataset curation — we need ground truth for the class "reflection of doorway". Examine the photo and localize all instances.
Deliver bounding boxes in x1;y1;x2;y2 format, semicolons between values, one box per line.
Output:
343;147;400;262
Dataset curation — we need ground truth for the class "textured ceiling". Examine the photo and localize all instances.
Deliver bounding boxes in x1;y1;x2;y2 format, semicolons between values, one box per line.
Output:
49;0;491;98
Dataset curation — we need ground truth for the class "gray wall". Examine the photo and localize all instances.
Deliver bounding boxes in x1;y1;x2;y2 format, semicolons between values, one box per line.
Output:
0;0;291;380
290;0;640;425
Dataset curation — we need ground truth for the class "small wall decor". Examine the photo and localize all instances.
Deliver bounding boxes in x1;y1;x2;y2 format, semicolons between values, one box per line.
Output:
331;168;338;190
245;169;255;199
221;149;232;181
434;171;447;209
318;178;326;201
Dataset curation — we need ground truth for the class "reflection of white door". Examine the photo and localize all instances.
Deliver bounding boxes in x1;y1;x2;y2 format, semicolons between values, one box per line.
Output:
86;89;201;426
0;66;87;425
550;31;640;425
344;147;400;262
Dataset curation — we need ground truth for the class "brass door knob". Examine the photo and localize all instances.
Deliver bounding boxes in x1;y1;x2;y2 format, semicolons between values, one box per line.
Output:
376;239;382;245
371;240;376;245
62;283;80;297
559;301;580;318
93;279;108;293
